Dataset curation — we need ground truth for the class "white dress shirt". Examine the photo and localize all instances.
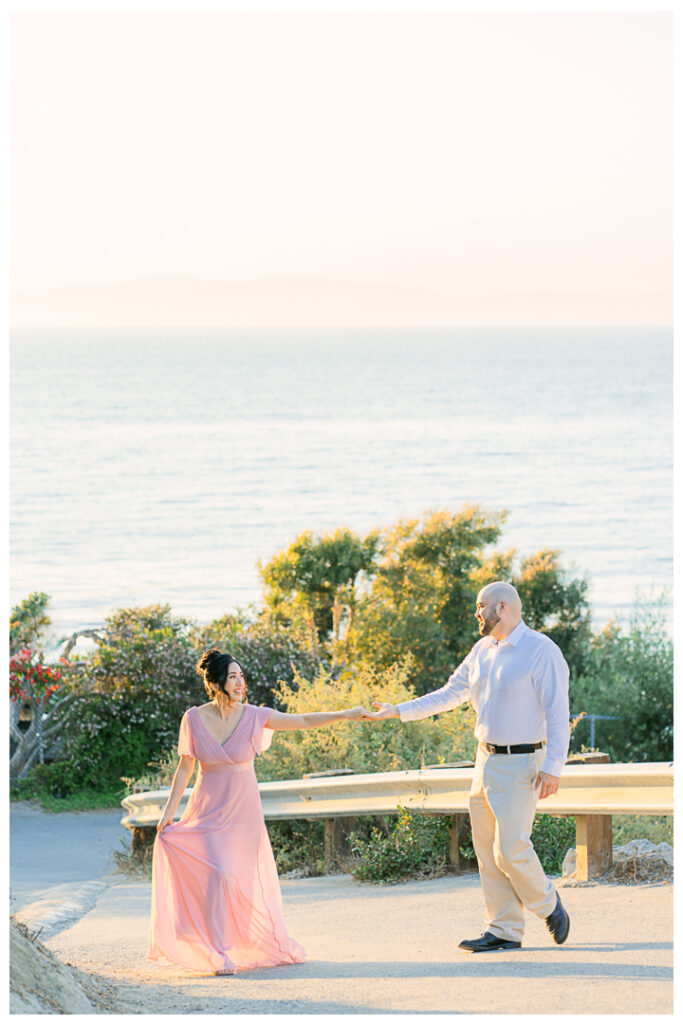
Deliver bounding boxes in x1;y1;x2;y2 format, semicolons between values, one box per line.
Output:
397;620;570;777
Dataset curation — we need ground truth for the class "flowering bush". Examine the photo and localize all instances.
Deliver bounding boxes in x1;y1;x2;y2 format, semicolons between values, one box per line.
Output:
48;604;326;793
9;647;62;704
51;605;201;791
192;612;323;708
9;643;65;774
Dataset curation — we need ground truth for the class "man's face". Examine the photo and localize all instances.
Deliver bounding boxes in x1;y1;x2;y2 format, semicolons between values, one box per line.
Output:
475;593;501;636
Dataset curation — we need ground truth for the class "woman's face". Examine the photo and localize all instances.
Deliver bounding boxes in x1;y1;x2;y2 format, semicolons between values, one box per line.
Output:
218;660;245;703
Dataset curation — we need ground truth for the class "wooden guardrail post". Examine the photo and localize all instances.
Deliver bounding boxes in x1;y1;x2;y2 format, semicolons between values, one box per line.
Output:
323;817;357;873
565;751;612;880
303;769;357;873
575;814;613;879
131;824;157;862
448;813;471;874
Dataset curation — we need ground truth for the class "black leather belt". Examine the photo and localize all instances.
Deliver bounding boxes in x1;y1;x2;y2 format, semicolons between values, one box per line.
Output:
482;741;546;754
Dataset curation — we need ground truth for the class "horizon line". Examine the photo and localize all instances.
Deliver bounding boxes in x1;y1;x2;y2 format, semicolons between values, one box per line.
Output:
10;322;672;331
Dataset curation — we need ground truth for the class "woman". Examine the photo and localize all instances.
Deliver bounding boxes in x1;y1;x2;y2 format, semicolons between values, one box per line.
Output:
147;648;366;975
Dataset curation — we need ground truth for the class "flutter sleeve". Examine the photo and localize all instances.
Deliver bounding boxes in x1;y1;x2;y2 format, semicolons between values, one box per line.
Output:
177;709;196;758
250;704;274;756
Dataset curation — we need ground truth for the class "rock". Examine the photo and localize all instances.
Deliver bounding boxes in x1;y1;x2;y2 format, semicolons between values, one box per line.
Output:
562;847;577;877
610;839;673;882
562;839;673;883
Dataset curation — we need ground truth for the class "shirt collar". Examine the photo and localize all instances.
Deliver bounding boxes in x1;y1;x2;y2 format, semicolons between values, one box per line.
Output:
489;620;528;648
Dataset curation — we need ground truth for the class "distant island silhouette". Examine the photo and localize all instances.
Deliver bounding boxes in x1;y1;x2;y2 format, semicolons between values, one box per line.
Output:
10;276;670;329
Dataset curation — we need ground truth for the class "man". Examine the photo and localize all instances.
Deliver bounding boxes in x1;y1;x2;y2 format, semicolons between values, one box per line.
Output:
365;580;571;952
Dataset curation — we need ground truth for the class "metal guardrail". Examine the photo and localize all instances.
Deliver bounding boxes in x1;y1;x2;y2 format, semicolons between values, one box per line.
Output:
121;761;673;830
121;761;672;881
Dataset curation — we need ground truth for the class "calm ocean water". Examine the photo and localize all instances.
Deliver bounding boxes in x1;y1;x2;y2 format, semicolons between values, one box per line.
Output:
10;327;672;641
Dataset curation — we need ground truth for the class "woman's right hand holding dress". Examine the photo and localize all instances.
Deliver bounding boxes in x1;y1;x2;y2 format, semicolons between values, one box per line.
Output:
156;809;175;834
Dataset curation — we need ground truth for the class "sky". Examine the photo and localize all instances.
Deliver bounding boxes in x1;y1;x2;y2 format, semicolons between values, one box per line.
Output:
9;9;673;324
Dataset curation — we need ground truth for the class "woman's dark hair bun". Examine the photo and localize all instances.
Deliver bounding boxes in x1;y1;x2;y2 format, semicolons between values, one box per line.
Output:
196;648;242;699
196;648;221;673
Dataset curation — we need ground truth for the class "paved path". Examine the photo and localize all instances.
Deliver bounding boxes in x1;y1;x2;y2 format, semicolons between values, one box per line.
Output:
10;805;674;1014
10;803;123;913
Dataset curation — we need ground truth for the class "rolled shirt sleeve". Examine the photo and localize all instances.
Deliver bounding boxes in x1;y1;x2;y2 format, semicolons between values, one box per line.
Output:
396;651;473;722
532;640;570;777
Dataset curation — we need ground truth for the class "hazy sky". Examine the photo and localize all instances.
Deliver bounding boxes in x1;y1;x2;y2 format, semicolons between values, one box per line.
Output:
10;11;672;315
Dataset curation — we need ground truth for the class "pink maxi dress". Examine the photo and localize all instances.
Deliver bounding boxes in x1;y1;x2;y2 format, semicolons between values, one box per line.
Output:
147;703;306;973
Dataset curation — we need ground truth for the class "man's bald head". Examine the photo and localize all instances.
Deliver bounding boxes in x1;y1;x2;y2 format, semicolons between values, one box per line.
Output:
475;581;523;639
478;581;522;613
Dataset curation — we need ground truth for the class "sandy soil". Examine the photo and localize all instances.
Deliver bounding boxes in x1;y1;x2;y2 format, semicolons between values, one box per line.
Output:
10;918;124;1014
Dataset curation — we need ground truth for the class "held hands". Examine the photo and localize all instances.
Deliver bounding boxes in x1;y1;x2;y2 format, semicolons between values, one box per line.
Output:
343;705;372;720
342;703;400;720
363;701;400;720
534;770;560;800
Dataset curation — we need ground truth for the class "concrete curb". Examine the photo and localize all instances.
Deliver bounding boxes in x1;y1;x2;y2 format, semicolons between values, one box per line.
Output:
13;878;115;942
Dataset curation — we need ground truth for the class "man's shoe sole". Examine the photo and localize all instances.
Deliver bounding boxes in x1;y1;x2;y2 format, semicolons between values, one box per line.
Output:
459;941;522;953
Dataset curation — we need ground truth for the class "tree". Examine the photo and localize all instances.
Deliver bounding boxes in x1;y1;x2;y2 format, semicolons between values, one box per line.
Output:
9;647;66;777
569;598;672;762
347;506;507;693
258;527;380;643
511;549;592;678
259;507;594;696
10;592;51;655
9;592;63;779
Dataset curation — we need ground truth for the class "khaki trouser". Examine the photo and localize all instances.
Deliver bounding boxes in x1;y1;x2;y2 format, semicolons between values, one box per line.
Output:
468;744;557;943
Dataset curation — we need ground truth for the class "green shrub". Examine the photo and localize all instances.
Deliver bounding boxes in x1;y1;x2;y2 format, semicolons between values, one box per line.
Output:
50;604;328;798
56;690;187;791
350;807;452;883
256;657;476;783
266;819;326;876
530;815;576;876
612;814;673;847
15;760;82;797
10;760;123;811
10;591;51;655
425;812;574;880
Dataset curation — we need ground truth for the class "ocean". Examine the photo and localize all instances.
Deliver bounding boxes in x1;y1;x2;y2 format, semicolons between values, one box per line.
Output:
10;326;672;642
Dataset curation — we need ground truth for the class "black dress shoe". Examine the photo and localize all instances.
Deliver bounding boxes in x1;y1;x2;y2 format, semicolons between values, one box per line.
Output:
458;931;521;953
545;892;570;944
